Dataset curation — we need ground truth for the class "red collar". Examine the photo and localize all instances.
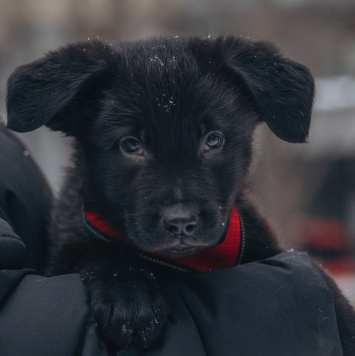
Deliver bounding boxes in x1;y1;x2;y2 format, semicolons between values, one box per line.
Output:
83;207;244;272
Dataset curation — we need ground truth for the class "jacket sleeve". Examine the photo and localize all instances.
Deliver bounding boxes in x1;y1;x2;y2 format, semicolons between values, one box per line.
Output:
0;217;109;356
121;251;343;356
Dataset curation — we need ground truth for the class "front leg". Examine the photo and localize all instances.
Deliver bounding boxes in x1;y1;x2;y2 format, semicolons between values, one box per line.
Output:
83;265;167;350
46;241;168;350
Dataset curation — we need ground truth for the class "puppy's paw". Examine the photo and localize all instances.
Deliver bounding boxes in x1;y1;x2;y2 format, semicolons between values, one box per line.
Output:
83;270;167;350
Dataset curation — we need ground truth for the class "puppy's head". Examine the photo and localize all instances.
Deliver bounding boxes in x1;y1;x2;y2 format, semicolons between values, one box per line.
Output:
6;36;314;256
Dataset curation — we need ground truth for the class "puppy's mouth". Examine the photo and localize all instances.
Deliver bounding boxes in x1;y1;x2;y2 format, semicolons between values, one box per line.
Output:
159;244;205;257
147;236;220;257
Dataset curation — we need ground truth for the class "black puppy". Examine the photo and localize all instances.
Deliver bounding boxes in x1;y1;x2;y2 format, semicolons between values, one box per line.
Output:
6;36;355;353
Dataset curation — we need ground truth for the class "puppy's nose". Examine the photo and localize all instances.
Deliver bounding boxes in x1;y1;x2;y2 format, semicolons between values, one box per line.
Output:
161;204;198;237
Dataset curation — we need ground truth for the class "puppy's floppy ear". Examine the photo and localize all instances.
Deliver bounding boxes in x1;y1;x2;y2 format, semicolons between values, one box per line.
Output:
6;40;112;134
215;36;315;143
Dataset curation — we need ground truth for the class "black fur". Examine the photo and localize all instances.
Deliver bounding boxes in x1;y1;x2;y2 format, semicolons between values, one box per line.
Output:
6;36;355;353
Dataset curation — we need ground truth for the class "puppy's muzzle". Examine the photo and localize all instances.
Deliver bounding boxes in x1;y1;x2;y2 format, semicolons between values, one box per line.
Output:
160;203;198;237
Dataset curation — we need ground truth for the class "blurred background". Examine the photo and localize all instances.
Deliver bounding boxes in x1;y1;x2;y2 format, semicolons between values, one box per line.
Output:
0;0;354;304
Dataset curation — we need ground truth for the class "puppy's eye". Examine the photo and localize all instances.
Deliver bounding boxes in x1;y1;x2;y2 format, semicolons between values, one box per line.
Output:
121;137;143;155
204;132;224;151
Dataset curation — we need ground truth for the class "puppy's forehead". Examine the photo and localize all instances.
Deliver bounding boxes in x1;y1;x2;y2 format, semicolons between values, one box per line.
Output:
107;39;242;133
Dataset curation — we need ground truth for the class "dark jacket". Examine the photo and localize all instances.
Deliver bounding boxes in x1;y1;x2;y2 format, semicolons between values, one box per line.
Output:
0;121;343;356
